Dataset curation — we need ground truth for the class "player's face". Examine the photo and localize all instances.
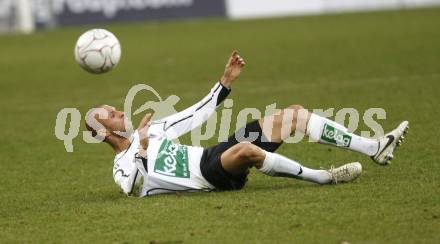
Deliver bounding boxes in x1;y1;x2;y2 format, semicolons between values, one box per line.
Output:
98;105;132;134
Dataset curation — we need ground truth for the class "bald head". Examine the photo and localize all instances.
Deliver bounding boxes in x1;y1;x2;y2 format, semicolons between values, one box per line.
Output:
85;105;132;142
85;105;107;140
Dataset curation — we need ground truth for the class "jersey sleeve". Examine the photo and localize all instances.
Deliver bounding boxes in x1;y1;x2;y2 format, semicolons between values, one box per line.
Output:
151;81;231;140
113;155;141;196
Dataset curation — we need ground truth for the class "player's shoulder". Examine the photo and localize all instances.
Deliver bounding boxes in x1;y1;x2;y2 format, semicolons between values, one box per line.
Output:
113;132;139;165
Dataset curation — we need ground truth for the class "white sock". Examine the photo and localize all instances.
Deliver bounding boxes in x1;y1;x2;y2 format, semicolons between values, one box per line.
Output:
307;113;378;156
258;151;331;184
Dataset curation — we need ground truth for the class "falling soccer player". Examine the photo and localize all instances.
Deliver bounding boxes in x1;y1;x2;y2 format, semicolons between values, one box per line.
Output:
85;51;409;197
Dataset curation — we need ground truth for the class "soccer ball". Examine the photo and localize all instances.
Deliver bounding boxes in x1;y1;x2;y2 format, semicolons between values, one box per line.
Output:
74;29;121;74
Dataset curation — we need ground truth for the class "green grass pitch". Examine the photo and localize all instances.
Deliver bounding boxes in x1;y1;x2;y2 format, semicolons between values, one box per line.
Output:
1;7;439;243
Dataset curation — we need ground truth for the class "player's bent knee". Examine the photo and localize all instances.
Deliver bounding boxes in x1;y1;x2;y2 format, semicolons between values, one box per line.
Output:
287;104;304;111
279;105;304;119
236;142;264;163
275;104;304;125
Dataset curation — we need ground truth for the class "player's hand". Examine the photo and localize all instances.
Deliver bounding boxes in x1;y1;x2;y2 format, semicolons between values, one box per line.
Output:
138;113;152;156
220;50;246;88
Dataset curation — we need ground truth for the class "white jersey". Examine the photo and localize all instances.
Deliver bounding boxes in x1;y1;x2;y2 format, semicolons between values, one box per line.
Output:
112;81;230;197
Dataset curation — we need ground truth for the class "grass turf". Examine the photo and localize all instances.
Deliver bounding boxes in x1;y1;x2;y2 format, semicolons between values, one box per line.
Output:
1;7;440;243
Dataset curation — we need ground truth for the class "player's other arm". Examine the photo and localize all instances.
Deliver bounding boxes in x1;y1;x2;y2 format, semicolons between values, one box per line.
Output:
160;51;246;139
113;157;146;197
114;114;152;196
113;159;141;196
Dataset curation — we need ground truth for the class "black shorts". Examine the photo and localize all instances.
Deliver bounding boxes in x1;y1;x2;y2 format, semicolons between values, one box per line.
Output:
200;120;282;191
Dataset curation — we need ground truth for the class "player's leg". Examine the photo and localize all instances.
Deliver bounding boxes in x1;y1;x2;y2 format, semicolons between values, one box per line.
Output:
260;104;378;155
200;119;287;191
260;104;408;164
220;142;361;184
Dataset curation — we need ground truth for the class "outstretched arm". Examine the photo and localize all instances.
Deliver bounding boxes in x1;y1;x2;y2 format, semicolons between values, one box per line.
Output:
151;51;246;140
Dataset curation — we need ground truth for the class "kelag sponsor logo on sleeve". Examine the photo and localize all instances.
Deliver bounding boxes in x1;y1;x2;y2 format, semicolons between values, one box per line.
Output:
34;0;226;26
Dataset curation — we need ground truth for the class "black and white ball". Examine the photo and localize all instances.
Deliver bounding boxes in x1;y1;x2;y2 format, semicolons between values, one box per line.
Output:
74;29;121;74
